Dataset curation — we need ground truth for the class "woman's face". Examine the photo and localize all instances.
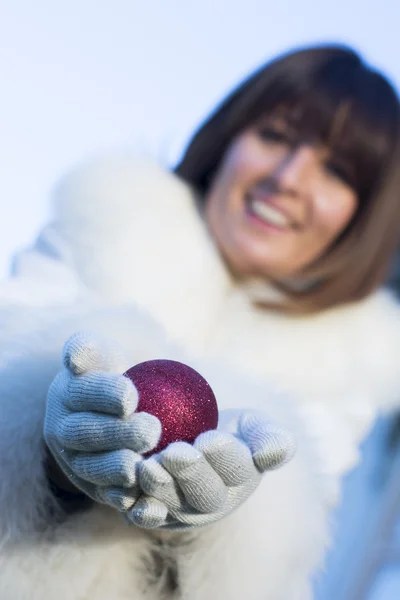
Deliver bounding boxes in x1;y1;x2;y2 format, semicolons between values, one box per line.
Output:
204;117;358;280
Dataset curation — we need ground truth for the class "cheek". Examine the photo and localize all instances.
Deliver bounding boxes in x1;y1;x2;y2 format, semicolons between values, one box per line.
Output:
314;188;357;239
217;135;273;192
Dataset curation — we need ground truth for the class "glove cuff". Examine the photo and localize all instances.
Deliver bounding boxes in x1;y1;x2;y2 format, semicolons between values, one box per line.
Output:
44;443;94;513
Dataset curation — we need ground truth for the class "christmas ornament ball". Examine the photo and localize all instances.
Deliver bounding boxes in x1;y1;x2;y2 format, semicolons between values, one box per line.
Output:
123;359;218;455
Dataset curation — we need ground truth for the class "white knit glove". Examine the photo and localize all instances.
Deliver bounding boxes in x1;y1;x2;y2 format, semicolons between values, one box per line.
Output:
125;409;296;530
44;332;162;509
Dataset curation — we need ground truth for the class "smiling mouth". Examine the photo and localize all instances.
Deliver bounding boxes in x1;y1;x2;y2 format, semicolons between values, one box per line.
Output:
246;195;291;229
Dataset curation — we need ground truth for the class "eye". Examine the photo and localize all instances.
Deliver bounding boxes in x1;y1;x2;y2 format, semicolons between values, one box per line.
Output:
325;159;355;187
257;125;295;146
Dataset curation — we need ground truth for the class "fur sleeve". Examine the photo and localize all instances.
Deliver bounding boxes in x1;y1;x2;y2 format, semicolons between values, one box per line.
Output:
2;225;89;310
355;289;400;413
0;300;175;542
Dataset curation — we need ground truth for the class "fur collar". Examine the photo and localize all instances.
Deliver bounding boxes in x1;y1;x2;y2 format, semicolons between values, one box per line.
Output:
50;155;400;425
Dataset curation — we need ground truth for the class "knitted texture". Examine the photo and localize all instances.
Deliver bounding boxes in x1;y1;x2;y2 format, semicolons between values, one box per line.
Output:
127;409;296;530
44;331;162;508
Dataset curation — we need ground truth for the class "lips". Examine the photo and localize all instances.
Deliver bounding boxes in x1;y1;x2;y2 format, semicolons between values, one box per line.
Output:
246;187;297;230
249;197;290;228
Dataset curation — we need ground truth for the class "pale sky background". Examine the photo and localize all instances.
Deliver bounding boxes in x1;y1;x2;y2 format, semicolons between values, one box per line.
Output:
0;0;399;280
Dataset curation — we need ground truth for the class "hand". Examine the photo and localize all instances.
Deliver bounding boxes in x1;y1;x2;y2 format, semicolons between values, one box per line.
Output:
125;409;296;530
44;331;162;510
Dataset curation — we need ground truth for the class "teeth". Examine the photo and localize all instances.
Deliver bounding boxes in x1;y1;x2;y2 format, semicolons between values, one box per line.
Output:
250;199;289;227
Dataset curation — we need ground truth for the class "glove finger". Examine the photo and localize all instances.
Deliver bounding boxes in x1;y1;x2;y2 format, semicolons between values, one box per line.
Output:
64;371;138;417
96;484;141;510
160;442;227;513
128;495;169;529
63;331;128;375
239;413;296;472
69;449;141;487
57;411;161;453
194;430;255;485
138;456;185;510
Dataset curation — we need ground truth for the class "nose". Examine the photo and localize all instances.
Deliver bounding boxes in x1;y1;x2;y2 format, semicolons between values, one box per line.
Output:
273;146;316;196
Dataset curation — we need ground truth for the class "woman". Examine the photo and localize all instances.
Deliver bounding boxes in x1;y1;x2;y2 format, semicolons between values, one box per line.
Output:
1;44;400;600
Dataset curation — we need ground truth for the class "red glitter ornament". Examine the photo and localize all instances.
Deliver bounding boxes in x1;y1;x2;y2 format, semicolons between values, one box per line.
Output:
123;359;218;455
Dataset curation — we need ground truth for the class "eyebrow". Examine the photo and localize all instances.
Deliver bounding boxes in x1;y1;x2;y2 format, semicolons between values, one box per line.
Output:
257;114;297;130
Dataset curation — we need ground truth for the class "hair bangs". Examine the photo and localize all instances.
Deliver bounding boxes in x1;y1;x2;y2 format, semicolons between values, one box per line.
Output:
264;59;399;205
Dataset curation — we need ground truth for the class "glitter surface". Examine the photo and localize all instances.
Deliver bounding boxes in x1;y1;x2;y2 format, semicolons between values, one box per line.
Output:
123;360;218;455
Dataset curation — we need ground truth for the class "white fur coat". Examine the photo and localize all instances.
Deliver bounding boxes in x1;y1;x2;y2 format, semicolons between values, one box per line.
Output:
1;156;400;600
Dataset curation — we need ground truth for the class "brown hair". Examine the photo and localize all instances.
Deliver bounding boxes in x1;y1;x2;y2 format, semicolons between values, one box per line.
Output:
175;44;400;313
